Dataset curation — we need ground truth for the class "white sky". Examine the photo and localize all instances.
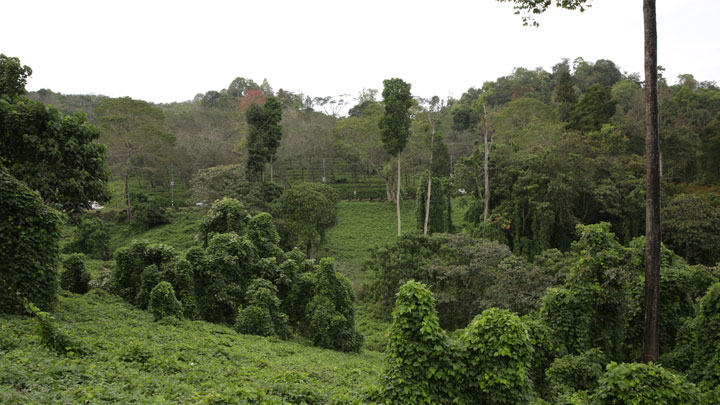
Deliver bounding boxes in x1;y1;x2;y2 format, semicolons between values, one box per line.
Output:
2;0;718;106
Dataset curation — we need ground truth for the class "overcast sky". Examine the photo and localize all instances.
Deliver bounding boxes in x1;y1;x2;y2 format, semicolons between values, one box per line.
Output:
3;0;718;106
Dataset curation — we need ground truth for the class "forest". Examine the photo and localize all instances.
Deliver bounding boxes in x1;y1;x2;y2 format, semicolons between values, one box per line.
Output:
2;42;720;404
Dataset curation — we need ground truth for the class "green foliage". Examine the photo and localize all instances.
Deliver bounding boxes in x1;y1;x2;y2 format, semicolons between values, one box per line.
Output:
367;233;555;329
0;166;61;314
235;278;290;338
246;96;283;180
458;308;534;404
0;54;31;98
247;212;282;258
131;193;171;229
593;362;702;404
0;86;109;215
688;283;720;394
135;264;164;310
306;258;361;352
567;84;617;132
65;217;111;259
378;281;456;404
197;197;250;246
379;78;413;156
194;233;258;324
60;254;91;295
25;302;85;356
188;165;282;211
148;281;183;321
546;348;606;398
415;172;453;234
111;240;176;304
96;97;174;217
662;192;720;265
1;292;382;403
275;183;339;255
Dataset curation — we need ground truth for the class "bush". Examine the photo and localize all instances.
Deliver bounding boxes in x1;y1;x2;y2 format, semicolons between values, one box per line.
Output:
65;217;111;259
60;254;91;294
148;281;183;321
111;240;176;304
593;362;702;404
235;278;289;338
0;166;61;314
546;348;606;398
132;193;170;229
688;282;720;393
378;281;457;404
198;197;250;246
193;233;258;324
305;258;361;352
135;264;164;309
458;308;534;404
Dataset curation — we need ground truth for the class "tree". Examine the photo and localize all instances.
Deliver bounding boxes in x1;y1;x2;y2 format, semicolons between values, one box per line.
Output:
419;96;445;235
496;0;662;364
379;78;413;236
275;183;339;256
0;54;109;215
567;84;617;132
96;97;174;218
245;96;283;181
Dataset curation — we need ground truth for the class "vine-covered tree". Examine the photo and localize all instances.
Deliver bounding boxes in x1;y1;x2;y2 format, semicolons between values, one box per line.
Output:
246;96;283;181
379;78;412;236
496;0;662;364
0;54;109;214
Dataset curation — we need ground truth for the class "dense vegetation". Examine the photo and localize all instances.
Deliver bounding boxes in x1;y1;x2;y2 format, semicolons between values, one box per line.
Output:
3;50;720;403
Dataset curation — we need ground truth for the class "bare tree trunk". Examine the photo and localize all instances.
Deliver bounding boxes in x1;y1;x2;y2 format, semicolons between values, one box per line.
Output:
424;125;436;235
397;153;402;236
124;169;132;219
642;0;661;364
483;104;491;222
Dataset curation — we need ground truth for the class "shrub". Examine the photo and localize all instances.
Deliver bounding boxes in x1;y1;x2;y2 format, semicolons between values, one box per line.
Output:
378;281;457;403
235;278;289;338
593;362;702;404
198;197;250;246
193;233;257;324
247;212;282;259
688;282;720;394
131;193;170;229
66;217;111;259
305;258;361;352
111;240;176;304
135;264;164;309
546;348;606;398
458;308;534;404
0;166;61;314
60;253;91;294
148;281;182;321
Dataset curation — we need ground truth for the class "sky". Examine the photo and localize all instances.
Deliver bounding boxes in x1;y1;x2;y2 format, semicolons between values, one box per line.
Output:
2;0;719;107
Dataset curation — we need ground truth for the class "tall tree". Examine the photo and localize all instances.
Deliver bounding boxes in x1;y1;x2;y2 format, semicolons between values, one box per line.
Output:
496;0;661;363
245;96;283;181
0;54;109;215
379;78;413;236
420;96;444;235
96;97;174;218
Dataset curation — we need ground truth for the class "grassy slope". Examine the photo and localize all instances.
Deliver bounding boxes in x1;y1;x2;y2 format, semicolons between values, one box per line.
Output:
0;291;381;404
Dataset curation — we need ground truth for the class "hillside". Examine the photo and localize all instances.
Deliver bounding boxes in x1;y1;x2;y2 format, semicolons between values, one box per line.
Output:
0;290;382;403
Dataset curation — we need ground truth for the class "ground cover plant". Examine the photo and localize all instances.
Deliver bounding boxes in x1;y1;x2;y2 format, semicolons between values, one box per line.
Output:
0;290;382;403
